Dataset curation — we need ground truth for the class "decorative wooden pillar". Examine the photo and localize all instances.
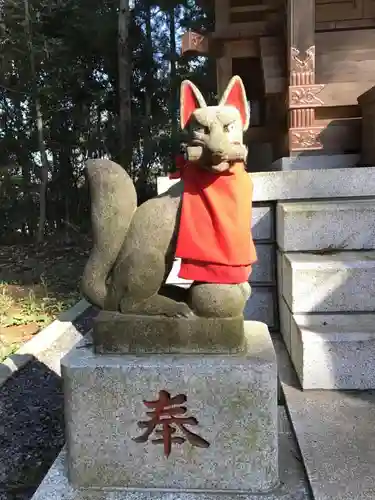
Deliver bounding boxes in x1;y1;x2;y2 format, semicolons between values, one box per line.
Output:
287;0;324;153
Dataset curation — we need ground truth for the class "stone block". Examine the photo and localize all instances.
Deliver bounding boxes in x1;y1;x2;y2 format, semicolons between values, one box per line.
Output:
62;322;278;492
277;199;375;252
278;297;291;354
290;313;375;390
273;154;359;171
251;244;276;284
244;287;277;329
31;407;311;500
281;251;375;313
276;250;283;297
251;166;375;201
252;204;274;241
92;311;245;354
158;166;375;203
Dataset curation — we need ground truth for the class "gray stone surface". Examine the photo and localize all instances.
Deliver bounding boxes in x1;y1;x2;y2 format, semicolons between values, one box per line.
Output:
281;251;375;313
250;244;276;284
273;154;359;171
31;408;311;500
157;166;375;202
251;204;274;241
92;310;245;354
290;313;375;390
244;287;277;329
274;335;375;500
278;297;291;355
277;199;375;252
62;322;278;492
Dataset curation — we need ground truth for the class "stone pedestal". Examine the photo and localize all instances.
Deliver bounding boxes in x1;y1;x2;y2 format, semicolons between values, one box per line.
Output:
61;321;278;494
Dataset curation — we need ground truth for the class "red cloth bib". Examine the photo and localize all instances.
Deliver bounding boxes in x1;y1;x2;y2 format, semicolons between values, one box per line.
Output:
175;161;257;284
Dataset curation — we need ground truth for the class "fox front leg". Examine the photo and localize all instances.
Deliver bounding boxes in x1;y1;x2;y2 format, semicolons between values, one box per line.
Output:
110;248;193;318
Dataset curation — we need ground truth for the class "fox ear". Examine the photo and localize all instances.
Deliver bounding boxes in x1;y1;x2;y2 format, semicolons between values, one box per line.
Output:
219;76;250;131
180;80;207;129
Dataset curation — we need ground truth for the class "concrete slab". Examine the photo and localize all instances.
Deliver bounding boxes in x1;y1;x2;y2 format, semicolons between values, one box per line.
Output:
31;408;311;500
273;154;359;171
274;335;375;500
157;166;375;202
281;251;375;313
276;199;375;252
290;314;375;390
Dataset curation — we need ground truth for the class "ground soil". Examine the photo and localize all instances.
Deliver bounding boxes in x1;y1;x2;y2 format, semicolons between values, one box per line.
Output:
0;238;91;361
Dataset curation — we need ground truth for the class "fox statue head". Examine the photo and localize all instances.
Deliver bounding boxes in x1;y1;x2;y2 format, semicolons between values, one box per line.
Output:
180;75;250;173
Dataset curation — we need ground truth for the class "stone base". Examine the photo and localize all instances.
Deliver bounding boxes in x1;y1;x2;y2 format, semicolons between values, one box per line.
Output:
92;311;245;354
31;410;310;500
62;321;278;492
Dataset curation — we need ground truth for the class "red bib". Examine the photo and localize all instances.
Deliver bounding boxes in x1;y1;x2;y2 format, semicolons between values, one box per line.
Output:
175;161;257;284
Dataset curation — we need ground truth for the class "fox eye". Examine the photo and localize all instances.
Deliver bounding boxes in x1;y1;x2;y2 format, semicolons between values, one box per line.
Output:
194;125;209;135
224;123;235;133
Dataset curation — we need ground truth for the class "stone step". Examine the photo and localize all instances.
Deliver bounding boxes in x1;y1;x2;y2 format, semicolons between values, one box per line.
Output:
157;165;375;202
290;313;375;390
281;251;375;313
277;199;375;252
273;153;359;171
274;335;375;500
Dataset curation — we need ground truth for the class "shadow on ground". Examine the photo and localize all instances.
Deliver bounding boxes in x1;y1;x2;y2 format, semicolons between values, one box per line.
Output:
0;306;97;500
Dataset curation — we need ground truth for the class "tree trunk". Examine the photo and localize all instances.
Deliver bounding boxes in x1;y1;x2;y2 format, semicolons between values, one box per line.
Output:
137;1;153;201
169;4;177;167
23;0;49;244
118;0;132;171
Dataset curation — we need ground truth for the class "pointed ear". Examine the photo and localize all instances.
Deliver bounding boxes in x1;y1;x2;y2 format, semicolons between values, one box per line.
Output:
219;76;250;131
180;80;207;129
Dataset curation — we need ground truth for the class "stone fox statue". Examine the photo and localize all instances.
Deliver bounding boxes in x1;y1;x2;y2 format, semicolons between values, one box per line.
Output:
82;75;257;319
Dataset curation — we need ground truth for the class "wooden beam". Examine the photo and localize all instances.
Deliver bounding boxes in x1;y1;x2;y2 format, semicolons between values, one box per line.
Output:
212;21;281;40
259;36;285;94
287;0;315;86
320;81;375;107
215;0;229;30
216;56;232;96
287;0;319;152
181;31;209;56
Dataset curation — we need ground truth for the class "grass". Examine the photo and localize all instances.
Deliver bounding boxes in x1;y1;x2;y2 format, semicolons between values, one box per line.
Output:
0;239;90;362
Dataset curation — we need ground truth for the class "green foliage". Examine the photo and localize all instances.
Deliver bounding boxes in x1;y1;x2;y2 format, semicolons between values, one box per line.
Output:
0;0;216;242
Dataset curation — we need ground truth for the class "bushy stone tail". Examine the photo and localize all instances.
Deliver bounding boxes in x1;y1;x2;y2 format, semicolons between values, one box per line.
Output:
81;159;137;308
